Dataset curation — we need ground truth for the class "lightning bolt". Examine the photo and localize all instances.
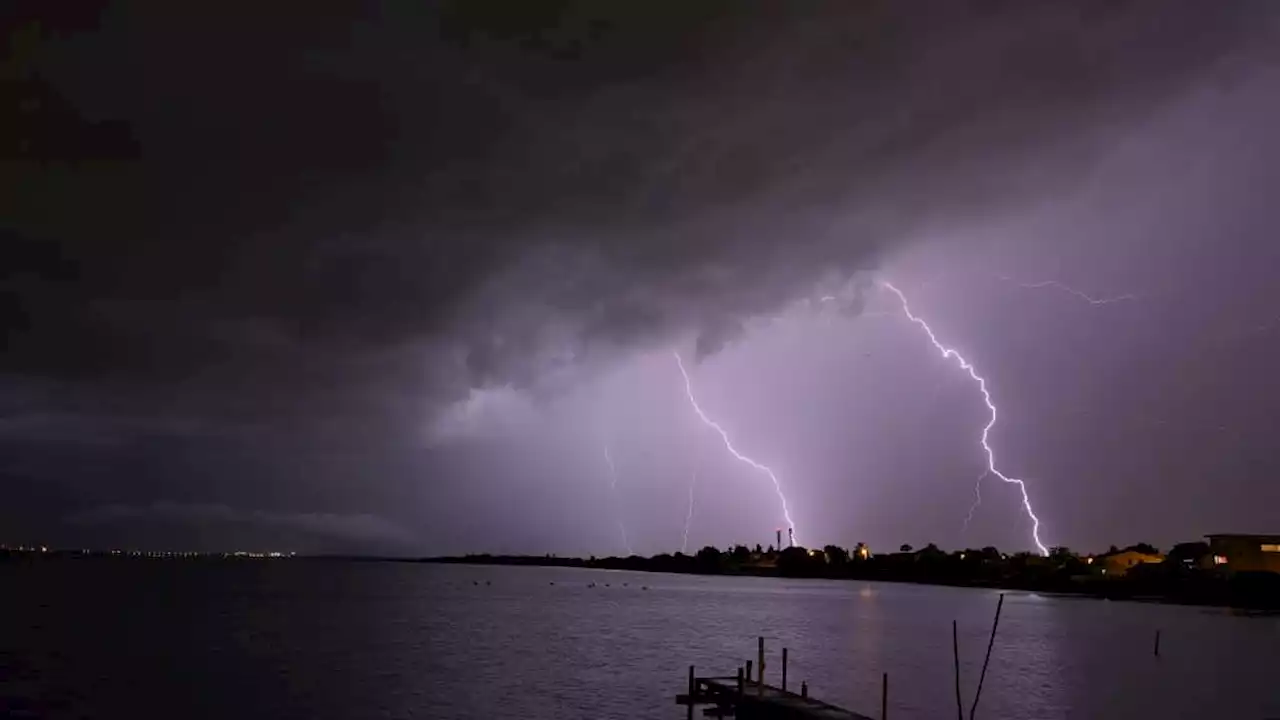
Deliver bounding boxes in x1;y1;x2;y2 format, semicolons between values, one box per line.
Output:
963;470;988;532
881;282;1049;556
674;351;799;545
602;445;634;556
682;471;697;554
1000;277;1136;305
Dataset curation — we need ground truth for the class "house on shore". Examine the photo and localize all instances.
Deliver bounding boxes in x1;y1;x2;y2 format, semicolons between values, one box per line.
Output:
1205;534;1280;573
1097;548;1164;577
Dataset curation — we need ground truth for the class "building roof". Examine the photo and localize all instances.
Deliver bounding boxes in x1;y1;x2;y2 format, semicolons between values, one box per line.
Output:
1099;549;1163;559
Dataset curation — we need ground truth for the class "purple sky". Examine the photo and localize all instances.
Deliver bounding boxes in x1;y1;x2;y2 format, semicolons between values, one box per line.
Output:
4;2;1279;556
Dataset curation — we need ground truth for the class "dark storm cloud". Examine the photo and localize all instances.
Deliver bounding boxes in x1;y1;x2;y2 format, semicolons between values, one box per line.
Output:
6;2;1265;413
3;1;1275;549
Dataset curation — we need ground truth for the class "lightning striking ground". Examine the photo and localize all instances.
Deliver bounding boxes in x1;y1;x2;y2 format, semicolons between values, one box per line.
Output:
881;282;1049;555
602;445;634;556
673;351;799;545
681;472;697;554
999;277;1137;305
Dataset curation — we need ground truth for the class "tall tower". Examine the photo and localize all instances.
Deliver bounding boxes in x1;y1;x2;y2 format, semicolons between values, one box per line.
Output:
788;527;794;548
776;529;782;552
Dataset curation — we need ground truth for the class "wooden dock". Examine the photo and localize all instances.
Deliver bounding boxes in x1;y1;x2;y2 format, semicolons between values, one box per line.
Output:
676;675;876;719
676;638;879;719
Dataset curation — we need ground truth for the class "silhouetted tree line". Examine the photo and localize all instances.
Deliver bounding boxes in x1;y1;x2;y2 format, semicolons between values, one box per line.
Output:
425;541;1280;610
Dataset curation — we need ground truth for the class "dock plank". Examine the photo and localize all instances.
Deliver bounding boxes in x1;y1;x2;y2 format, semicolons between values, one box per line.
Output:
680;677;876;720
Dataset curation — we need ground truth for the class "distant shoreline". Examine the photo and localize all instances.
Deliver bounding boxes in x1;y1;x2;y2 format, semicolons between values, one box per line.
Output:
6;548;1276;612
407;553;1280;612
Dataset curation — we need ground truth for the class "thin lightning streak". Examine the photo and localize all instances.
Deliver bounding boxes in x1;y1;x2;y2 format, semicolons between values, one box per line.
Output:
881;282;1049;556
603;445;618;490
602;445;633;556
1000;277;1136;305
963;470;988;532
681;472;697;554
673;351;799;545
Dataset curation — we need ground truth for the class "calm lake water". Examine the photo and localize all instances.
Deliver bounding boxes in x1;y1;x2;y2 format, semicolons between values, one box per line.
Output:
3;560;1278;719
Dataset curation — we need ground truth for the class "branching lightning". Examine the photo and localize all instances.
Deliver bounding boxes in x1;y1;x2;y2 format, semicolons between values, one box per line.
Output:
681;471;697;554
602;445;634;556
674;351;799;545
999;277;1136;305
882;282;1049;555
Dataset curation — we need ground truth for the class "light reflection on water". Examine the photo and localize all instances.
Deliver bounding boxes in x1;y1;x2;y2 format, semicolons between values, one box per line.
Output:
4;561;1279;719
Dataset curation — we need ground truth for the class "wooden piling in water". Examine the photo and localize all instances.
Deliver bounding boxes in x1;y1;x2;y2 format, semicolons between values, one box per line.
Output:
969;593;1005;720
952;619;963;720
881;672;888;720
737;666;744;697
758;636;766;696
687;666;696;720
1153;629;1161;657
746;660;753;689
782;647;789;691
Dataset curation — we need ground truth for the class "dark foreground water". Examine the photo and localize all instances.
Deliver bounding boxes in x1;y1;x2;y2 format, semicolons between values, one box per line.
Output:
3;560;1279;719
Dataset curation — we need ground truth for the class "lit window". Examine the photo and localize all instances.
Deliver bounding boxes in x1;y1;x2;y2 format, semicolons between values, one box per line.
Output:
1213;555;1229;565
1260;544;1280;553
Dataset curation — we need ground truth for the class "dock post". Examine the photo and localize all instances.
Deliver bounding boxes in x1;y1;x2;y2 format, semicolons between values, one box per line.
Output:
745;660;752;690
781;647;789;691
801;681;808;700
687;665;696;720
757;636;765;697
1153;629;1161;657
881;672;888;720
737;666;744;697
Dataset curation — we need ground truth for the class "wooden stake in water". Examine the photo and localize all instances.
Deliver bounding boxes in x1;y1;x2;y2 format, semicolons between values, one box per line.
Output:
1154;629;1161;657
745;659;753;689
882;672;888;720
781;647;789;691
952;619;964;720
969;593;1005;720
687;665;696;720
758;636;765;696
